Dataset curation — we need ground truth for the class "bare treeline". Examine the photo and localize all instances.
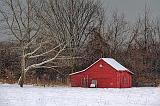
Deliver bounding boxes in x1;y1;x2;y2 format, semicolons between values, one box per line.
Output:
0;0;159;87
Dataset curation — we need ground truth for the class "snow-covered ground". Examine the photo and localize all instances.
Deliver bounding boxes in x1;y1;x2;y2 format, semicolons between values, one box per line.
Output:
0;84;160;106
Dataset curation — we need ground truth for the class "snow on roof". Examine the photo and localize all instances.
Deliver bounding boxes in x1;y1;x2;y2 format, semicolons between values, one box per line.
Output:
69;58;133;75
102;58;128;70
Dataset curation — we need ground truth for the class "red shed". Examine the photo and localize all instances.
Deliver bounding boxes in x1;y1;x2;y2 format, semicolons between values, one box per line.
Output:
69;58;133;88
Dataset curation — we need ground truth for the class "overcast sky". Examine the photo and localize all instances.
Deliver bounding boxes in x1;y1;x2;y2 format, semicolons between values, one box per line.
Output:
0;0;160;41
103;0;160;21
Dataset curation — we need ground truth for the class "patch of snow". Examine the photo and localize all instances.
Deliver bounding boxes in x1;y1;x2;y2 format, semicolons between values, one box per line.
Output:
102;58;128;71
90;84;96;88
0;84;160;106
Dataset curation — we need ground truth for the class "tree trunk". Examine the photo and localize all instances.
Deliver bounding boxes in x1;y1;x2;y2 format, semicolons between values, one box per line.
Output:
18;48;26;87
18;73;24;87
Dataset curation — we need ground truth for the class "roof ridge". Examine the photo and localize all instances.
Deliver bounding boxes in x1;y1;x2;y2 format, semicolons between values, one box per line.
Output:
70;58;134;75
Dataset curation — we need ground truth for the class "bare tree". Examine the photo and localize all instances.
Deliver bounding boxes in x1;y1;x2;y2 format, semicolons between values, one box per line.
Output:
34;0;104;72
0;0;68;87
105;10;130;58
124;5;160;86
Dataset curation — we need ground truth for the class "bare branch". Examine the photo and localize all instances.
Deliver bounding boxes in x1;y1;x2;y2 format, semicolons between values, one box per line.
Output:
25;44;67;72
28;42;64;58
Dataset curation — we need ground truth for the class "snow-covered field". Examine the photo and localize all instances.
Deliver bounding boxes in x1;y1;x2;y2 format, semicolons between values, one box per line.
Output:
0;84;160;106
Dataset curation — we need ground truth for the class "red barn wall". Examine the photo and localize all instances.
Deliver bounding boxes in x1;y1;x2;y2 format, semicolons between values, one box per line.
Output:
70;59;132;88
118;71;132;88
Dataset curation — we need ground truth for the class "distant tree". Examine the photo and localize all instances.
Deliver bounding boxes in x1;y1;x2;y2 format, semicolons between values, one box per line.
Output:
124;5;160;86
105;10;130;59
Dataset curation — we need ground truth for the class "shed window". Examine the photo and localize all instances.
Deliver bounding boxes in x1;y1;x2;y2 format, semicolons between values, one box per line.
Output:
99;64;103;68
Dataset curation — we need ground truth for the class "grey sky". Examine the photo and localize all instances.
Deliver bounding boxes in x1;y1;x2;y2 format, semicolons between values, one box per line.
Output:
0;0;160;41
103;0;160;21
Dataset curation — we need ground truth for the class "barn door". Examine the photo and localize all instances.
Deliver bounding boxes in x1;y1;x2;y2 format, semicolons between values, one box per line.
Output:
81;76;89;87
90;80;97;88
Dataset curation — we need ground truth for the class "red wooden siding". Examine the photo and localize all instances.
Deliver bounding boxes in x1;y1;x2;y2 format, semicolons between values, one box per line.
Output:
70;59;132;88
